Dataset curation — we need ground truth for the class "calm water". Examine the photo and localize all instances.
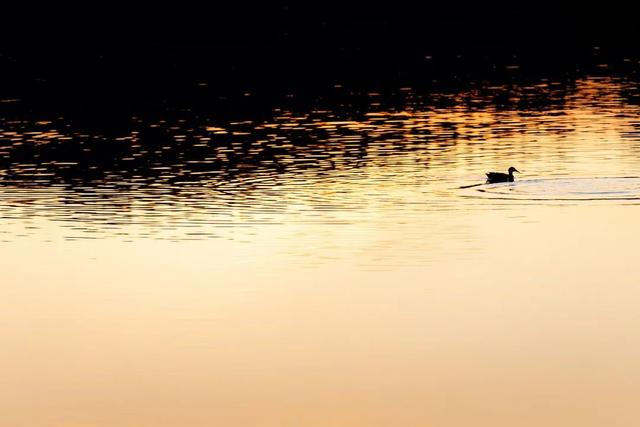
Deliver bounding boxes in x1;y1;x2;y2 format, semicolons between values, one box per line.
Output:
2;77;640;426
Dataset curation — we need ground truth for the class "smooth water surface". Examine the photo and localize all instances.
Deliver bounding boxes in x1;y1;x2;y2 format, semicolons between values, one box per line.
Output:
2;77;640;426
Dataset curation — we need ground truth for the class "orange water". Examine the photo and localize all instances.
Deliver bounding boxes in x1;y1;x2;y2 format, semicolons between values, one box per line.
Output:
1;77;640;426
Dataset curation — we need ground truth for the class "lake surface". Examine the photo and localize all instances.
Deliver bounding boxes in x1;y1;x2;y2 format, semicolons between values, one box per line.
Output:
2;76;640;426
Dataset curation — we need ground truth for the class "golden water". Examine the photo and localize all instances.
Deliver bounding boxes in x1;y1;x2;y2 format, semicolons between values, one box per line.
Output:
1;77;640;426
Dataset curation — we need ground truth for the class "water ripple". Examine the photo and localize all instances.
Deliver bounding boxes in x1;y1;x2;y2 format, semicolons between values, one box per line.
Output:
464;177;640;202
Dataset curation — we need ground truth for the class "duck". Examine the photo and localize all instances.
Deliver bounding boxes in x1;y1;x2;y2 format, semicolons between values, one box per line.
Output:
486;166;519;183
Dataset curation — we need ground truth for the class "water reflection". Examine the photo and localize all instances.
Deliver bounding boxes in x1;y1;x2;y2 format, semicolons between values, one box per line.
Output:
3;76;640;427
1;77;639;248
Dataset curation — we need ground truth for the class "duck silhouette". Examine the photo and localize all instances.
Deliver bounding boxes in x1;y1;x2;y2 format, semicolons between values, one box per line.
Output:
486;166;519;183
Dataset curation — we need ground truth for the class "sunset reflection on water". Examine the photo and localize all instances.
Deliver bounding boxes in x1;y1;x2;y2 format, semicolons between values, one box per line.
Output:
1;77;640;426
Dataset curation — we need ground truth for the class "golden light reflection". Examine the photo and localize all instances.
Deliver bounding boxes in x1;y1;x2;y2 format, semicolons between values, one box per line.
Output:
1;77;640;426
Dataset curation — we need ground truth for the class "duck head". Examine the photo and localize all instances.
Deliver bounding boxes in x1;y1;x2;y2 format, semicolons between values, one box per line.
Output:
508;167;520;174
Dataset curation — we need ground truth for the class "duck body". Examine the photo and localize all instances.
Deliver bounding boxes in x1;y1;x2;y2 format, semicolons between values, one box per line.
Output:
486;167;519;184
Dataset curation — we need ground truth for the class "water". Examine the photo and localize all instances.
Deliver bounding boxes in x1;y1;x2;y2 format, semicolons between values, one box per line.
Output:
2;77;640;426
469;177;640;201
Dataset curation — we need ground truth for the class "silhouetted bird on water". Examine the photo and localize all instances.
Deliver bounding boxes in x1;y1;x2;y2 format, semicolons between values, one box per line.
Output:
486;167;519;183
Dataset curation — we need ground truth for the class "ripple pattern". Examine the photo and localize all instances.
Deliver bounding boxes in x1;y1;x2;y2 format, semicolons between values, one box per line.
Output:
467;177;640;201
